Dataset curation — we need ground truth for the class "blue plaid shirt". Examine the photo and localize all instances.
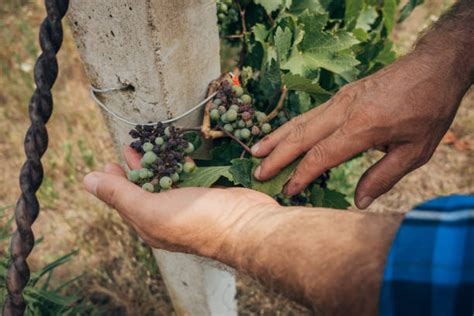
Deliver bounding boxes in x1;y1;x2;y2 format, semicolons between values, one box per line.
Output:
380;195;474;316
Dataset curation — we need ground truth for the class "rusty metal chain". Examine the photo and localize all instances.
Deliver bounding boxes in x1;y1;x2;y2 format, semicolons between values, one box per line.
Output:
2;1;69;315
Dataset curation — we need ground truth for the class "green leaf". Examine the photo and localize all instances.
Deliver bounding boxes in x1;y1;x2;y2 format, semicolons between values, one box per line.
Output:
310;186;350;209
283;73;331;95
179;166;234;188
259;59;282;99
30;251;78;286
344;0;364;30
229;159;254;188
288;90;314;113
251;159;299;196
275;26;293;64
289;0;324;15
398;0;424;23
382;0;397;33
355;6;378;32
255;0;283;14
253;23;270;44
210;141;243;165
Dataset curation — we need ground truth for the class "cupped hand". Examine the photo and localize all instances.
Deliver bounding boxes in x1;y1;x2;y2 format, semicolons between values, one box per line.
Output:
252;53;468;209
83;146;279;257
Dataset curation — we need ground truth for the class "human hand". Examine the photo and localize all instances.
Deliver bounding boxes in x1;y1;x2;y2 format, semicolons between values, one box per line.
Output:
252;52;469;209
83;146;279;258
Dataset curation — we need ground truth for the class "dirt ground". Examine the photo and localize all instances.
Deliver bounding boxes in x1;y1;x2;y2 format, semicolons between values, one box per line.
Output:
0;0;472;315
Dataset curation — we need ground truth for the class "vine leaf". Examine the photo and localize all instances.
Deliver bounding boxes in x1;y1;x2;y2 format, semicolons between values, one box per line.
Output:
179;166;234;188
283;73;331;95
255;0;283;14
310;186;351;209
283;13;360;81
275;26;293;64
250;158;299;196
229;159;253;188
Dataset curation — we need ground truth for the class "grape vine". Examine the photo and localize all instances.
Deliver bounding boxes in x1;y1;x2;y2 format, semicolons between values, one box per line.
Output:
128;0;421;208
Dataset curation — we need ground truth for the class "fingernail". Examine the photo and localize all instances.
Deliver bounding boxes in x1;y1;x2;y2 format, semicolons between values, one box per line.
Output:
254;166;261;179
251;143;260;155
358;196;374;209
84;173;100;195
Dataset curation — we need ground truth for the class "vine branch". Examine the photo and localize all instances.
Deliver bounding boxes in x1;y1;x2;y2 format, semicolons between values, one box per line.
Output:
261;85;288;124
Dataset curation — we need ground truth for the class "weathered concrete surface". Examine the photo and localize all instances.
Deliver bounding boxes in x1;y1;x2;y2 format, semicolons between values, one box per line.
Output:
67;1;237;315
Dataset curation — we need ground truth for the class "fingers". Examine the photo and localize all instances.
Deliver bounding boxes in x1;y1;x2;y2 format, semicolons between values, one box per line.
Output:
251;103;328;158
103;163;126;177
284;130;370;195
123;145;142;170
354;147;415;209
83;171;153;224
254;111;339;181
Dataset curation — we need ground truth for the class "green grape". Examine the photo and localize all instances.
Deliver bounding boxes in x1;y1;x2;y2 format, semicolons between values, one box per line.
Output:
232;85;244;97
229;104;239;112
240;128;251;140
142;151;157;165
210;109;220;121
142;142;154;152
251;125;261;136
224;123;234;132
142;183;155;192
220;113;229;123
184;142;195;154
171;173;180;183
155;137;164;145
183;161;196;173
246;120;253;128
234;129;242;139
218;13;226;20
255;111;266;123
127;169;140;182
139;168;152;179
159;176;173;190
164;126;171;137
261;123;272;134
214;98;222;106
218;105;227;114
219;3;228;12
176;163;183;173
226;109;238;122
241;94;251;104
224;0;232;4
237;120;246;128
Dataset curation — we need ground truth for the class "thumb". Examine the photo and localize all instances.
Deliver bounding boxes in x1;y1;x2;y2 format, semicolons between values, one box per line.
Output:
83;171;151;223
355;147;414;209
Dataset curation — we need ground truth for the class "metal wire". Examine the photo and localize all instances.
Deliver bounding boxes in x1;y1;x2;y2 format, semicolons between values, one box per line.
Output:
91;85;217;126
2;1;69;315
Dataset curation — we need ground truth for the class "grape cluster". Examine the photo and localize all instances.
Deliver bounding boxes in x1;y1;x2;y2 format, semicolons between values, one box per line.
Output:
216;0;240;37
210;77;273;142
128;123;196;192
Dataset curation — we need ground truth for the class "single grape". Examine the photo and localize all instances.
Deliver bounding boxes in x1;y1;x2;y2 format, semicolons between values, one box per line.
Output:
251;126;261;136
183;161;196;173
176;163;183;173
210;109;220;121
279;117;288;124
214;98;222;106
139;168;152;179
234;129;242;139
155;137;164;145
241;111;251;121
127;169;140;182
224;123;234;133
226;109;238;122
246;120;253;128
159;176;173;190
255;111;266;123
142;142;154;152
219;3;228;13
220;113;229;123
261;123;272;134
218;105;227;114
142;183;155;192
184;142;195;154
237;120;246;128
171;172;180;183
142;151;158;166
241;94;251;104
218;13;226;21
240;128;251;139
229;104;239;112
224;0;232;4
164;126;171;137
232;86;244;97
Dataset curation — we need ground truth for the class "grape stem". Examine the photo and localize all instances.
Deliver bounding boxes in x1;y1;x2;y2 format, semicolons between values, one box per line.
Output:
261;85;288;124
218;126;252;153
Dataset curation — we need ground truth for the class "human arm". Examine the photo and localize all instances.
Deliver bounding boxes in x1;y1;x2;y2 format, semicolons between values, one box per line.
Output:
251;0;474;209
83;147;403;315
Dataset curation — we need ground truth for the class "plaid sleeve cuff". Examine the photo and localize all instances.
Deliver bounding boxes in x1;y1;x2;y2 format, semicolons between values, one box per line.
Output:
379;195;474;316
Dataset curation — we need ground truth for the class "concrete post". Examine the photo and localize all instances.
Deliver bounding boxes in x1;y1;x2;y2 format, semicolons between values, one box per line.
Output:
67;1;237;315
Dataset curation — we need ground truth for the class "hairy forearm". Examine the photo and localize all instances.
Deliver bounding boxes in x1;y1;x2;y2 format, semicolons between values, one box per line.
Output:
414;0;474;86
214;207;403;315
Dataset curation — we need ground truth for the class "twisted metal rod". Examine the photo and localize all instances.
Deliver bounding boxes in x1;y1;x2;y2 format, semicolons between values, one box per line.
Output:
2;1;69;315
